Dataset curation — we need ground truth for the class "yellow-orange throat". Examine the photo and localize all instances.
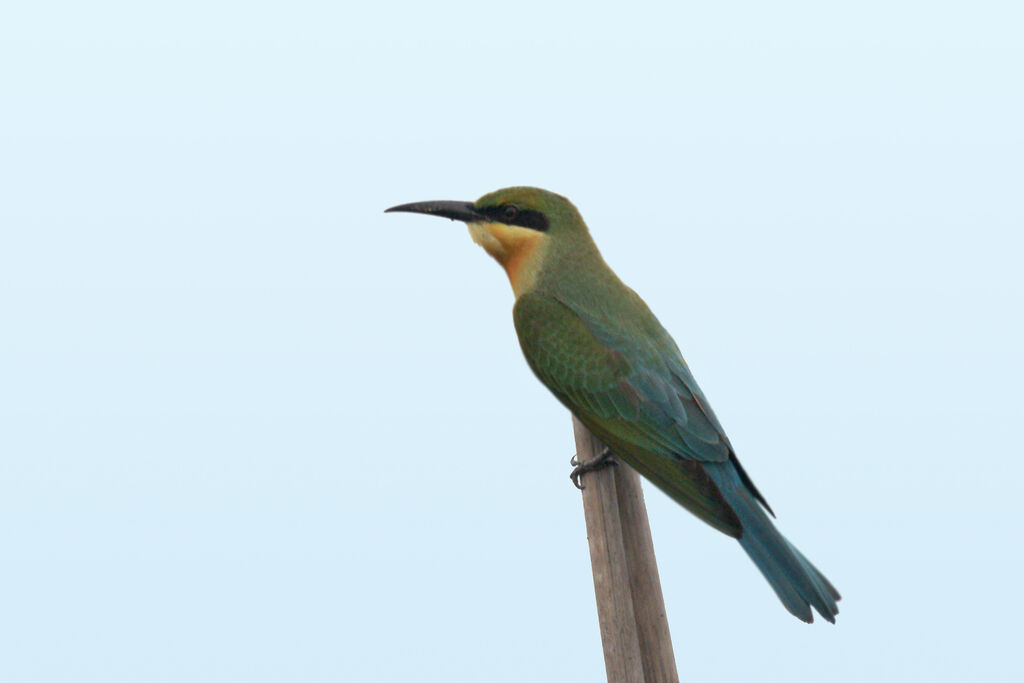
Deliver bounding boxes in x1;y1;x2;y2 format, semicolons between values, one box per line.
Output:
467;221;548;297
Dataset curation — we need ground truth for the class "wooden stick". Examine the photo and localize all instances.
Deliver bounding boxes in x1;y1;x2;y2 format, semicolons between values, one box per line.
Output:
572;416;679;683
573;417;645;683
613;456;680;683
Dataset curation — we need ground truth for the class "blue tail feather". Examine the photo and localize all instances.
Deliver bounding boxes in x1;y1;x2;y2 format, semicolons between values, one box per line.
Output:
705;462;841;623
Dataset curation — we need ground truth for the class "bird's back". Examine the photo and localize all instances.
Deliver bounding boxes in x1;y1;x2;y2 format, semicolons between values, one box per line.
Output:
512;284;746;536
514;247;840;623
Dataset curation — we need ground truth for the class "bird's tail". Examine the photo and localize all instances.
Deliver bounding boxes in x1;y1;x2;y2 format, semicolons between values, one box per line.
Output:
706;463;841;623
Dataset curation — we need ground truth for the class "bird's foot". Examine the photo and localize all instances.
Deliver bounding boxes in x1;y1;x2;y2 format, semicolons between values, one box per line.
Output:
569;447;617;490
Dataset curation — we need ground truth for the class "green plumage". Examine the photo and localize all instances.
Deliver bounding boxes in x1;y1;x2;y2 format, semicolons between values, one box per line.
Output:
387;186;841;623
514;291;745;535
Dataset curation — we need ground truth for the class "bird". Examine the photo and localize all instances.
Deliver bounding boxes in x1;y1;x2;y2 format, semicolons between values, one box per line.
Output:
386;186;840;623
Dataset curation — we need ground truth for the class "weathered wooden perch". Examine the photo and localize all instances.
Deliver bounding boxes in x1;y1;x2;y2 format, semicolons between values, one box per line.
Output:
572;416;679;683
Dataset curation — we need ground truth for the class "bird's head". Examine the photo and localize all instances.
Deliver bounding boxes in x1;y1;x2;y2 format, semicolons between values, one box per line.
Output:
386;186;587;297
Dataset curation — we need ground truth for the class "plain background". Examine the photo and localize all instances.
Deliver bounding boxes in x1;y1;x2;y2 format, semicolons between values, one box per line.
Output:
2;2;1022;681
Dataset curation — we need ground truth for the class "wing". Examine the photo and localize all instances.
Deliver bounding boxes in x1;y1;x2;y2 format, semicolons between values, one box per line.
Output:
513;291;744;534
514;291;733;460
514;291;836;621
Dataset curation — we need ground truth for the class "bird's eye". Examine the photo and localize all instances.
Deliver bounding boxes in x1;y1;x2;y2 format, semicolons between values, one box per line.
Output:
502;205;519;221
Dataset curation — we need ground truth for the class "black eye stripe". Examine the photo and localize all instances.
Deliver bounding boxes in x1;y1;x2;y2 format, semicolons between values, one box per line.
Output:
480;204;549;232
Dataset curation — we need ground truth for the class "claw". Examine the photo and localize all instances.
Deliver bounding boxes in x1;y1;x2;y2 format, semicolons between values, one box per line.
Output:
569;447;617;489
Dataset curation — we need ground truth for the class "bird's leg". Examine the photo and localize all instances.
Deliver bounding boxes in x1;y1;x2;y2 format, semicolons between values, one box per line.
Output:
569;447;617;490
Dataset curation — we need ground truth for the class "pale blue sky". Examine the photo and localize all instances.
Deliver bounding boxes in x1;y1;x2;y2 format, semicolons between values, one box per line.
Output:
2;2;1022;681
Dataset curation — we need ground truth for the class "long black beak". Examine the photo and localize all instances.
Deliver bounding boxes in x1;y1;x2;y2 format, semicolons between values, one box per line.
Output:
385;200;483;223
